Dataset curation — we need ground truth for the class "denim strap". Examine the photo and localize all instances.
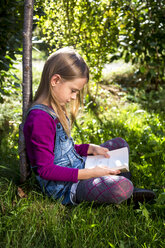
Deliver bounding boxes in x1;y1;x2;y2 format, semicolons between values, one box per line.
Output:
27;104;57;120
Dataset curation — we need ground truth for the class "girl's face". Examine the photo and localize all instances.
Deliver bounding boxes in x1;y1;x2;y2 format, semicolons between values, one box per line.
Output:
51;75;87;106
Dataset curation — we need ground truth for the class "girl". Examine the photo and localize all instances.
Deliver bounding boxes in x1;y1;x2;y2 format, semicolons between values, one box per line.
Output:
24;47;155;205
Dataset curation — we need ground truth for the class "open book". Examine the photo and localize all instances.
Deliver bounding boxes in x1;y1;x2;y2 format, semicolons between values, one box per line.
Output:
85;147;129;172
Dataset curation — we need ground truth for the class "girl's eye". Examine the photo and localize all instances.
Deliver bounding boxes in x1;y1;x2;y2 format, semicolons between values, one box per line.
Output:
72;90;77;93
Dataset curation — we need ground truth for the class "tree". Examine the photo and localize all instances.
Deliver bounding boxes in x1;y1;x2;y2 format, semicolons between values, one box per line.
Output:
0;0;44;102
37;0;165;89
37;0;119;82
19;0;34;183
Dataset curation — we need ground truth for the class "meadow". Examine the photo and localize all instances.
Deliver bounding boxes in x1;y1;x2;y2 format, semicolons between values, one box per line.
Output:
0;55;164;248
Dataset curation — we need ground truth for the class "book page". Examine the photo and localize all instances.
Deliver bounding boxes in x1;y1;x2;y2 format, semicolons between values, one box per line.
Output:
85;147;129;172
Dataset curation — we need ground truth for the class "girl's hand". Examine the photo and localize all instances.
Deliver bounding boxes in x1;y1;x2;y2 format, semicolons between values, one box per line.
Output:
92;166;120;177
87;144;110;158
78;166;121;180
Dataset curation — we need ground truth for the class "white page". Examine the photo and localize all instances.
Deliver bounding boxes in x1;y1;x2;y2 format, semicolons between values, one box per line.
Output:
85;147;129;171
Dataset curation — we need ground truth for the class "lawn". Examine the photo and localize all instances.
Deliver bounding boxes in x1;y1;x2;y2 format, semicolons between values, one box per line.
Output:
0;57;164;248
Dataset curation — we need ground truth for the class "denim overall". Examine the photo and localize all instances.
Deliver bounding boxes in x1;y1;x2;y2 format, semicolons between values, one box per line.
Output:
28;104;85;204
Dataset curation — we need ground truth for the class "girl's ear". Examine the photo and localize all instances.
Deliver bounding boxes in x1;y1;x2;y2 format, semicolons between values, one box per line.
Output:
50;74;60;86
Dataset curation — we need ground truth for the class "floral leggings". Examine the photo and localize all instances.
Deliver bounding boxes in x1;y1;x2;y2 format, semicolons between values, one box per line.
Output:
75;138;134;204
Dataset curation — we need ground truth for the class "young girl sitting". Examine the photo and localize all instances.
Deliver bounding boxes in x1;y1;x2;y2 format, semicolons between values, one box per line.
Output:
23;47;155;205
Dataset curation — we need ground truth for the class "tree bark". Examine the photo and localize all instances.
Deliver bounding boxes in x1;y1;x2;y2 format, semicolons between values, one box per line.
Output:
19;0;34;183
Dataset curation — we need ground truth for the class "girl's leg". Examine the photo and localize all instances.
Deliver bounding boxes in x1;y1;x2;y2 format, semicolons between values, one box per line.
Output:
75;137;133;204
76;175;133;204
100;137;129;152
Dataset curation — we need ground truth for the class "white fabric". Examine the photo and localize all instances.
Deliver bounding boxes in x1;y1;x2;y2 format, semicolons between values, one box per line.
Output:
70;181;80;205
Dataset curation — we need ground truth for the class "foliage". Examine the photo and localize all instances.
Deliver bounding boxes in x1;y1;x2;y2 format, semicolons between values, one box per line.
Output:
0;79;22;182
36;0;119;81
0;0;24;85
72;84;165;189
115;0;165;89
0;67;22;104
36;0;165;88
0;0;164;98
1;0;164;97
0;0;45;98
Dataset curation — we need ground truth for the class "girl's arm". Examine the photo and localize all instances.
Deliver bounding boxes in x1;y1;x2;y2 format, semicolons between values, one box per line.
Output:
24;110;79;183
78;166;120;180
75;143;110;157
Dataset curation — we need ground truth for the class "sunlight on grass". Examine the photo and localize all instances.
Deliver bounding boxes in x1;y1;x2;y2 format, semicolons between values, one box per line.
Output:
0;59;164;248
102;60;135;81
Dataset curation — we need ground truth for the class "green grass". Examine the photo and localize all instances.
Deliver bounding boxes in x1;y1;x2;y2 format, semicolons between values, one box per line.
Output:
0;180;164;247
0;61;165;248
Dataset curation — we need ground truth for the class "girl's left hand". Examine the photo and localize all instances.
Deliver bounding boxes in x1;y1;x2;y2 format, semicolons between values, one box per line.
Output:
87;144;110;158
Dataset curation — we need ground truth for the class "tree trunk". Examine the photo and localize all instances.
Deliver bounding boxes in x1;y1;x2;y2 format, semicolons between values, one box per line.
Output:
19;0;34;183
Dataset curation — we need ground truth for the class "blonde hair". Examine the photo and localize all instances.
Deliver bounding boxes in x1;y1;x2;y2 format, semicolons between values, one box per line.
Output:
33;47;89;136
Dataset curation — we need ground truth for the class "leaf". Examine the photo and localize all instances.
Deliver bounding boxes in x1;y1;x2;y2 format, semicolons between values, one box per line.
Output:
139;66;146;73
156;192;165;205
17;187;28;198
108;242;115;248
125;53;130;63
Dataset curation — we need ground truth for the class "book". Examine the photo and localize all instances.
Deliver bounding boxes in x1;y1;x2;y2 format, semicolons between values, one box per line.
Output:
85;147;129;172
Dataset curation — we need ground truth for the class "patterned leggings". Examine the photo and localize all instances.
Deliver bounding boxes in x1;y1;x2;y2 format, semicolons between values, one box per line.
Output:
75;138;134;204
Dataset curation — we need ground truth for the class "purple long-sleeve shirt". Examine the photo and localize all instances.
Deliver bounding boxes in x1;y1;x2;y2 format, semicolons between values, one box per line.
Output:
23;109;89;183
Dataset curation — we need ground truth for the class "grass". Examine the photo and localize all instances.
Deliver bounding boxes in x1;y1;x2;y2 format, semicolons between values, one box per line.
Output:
0;57;164;248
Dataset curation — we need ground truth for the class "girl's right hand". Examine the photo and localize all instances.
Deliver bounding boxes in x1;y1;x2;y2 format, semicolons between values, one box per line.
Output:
78;166;120;180
92;166;120;177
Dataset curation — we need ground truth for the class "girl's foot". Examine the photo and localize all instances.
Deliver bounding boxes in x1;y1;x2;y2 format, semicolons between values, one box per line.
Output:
133;187;156;205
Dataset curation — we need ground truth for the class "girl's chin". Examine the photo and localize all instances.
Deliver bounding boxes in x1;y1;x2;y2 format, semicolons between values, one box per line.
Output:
60;101;70;106
60;102;67;106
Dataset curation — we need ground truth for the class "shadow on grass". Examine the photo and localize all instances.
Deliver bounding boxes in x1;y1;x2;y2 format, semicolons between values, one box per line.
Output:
0;120;20;184
103;69;165;116
0;78;164;197
0;118;40;195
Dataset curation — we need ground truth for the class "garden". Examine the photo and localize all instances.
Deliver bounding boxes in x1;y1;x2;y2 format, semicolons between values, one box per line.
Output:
0;0;165;247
